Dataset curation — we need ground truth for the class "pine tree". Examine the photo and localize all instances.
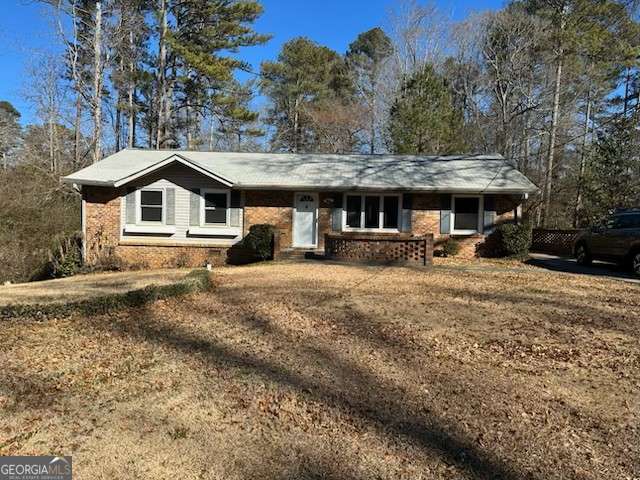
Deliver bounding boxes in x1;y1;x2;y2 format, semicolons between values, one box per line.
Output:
260;37;353;152
581;116;640;223
155;0;269;149
388;65;464;155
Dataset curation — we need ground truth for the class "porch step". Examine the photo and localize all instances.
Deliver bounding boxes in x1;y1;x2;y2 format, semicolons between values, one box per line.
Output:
278;248;325;261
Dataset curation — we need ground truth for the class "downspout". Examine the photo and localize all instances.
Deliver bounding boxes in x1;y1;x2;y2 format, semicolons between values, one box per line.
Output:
80;185;87;264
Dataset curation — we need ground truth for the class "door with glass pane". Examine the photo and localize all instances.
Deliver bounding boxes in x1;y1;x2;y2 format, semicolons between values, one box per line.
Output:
293;193;318;247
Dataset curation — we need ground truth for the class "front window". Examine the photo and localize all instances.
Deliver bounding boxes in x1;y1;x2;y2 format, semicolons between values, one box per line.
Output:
452;196;482;234
202;190;229;226
344;194;400;231
140;189;164;223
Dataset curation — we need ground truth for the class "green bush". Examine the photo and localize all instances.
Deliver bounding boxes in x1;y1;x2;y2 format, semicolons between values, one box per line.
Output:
487;223;532;257
439;238;461;257
241;224;276;260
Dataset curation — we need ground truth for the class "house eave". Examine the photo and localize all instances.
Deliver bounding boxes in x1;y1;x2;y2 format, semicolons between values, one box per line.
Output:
233;183;538;195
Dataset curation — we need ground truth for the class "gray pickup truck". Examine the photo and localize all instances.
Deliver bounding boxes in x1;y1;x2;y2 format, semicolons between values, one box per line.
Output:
574;208;640;275
574;209;640;275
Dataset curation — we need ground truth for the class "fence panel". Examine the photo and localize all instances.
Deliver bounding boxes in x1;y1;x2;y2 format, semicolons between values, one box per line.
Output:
531;229;582;256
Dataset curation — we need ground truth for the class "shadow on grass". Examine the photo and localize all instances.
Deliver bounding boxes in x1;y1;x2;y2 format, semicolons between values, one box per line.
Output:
78;297;539;480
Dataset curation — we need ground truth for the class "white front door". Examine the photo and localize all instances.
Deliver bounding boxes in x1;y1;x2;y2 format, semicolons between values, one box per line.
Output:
293;192;318;247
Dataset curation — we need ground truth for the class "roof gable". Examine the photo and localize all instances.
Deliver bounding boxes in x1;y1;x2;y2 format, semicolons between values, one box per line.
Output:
112;153;233;188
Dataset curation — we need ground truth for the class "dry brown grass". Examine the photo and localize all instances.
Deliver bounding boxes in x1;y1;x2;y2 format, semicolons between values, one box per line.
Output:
0;269;191;306
0;262;638;479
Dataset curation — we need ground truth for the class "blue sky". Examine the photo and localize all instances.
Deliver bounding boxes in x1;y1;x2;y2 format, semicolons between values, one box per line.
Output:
0;0;503;125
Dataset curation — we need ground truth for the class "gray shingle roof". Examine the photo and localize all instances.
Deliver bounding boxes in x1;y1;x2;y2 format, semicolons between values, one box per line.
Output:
63;148;538;193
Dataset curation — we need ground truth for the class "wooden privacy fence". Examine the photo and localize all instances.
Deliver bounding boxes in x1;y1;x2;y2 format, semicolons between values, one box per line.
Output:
531;229;582;256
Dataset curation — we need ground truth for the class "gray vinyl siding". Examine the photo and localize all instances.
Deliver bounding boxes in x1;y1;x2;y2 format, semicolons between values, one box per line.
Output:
119;163;243;246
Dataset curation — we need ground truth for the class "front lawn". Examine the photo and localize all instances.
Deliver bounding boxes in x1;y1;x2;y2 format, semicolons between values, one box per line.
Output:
0;262;637;479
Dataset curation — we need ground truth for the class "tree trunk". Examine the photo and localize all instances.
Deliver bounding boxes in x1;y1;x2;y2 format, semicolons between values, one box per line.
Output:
74;94;82;167
92;1;103;163
49;114;56;172
209;115;215;150
186;103;192;149
115;94;122;151
573;87;592;227
127;85;135;147
155;0;168;149
542;55;563;227
293;99;299;154
127;31;136;148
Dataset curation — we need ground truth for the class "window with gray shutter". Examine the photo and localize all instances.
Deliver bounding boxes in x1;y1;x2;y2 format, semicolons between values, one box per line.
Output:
190;188;200;226
331;193;343;232
483;195;496;234
230;190;242;227
440;194;451;234
125;188;136;224
400;193;412;232
165;188;175;225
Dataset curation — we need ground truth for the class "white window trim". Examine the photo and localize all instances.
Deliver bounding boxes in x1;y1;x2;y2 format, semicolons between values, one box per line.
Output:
124;224;176;235
342;193;402;233
451;194;484;235
200;189;231;227
137;187;165;224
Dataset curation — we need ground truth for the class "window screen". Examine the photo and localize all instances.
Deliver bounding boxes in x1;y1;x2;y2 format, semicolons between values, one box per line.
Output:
383;196;399;229
454;197;479;231
346;195;362;228
364;196;380;228
140;190;163;222
204;192;228;224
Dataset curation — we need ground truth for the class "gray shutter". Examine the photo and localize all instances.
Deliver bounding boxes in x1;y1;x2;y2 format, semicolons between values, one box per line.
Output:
190;188;200;226
165;188;175;225
400;193;412;233
229;190;242;227
331;193;343;232
440;194;451;234
483;195;496;235
125;187;136;224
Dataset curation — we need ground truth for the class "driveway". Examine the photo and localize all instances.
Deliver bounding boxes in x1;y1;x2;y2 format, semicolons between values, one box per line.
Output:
526;252;640;284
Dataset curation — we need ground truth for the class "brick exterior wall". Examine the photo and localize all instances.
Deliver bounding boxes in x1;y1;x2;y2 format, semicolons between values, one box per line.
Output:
243;190;294;249
411;193;519;258
116;244;228;268
84;187;122;264
243;190;337;250
412;193;441;238
83;185;523;269
83;186;230;269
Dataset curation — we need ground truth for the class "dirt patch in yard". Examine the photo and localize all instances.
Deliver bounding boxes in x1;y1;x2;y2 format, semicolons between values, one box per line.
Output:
0;269;190;306
0;263;638;479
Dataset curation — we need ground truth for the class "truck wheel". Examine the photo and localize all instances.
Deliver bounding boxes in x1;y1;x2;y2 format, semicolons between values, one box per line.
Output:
632;251;640;277
575;243;592;266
